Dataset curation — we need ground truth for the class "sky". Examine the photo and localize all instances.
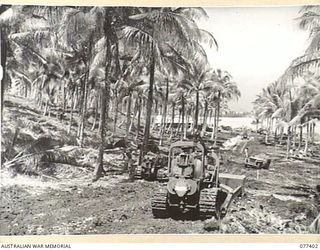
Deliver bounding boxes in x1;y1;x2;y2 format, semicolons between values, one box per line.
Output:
199;6;310;112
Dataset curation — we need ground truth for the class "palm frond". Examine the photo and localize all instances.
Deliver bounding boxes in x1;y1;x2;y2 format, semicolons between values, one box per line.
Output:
173;7;209;20
198;29;218;50
122;25;154;48
280;51;320;82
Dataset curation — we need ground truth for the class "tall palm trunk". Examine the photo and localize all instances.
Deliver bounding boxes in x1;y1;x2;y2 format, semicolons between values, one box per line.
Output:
286;90;294;158
286;127;291;159
62;79;66;116
279;127;284;145
160;78;169;145
175;108;181;136
185;108;190;139
93;81;107;182
68;90;75;134
113;92;118;132
142;43;155;155
126;92;132;137
214;91;221;145
129;97;138;134
194;90;200;132
211;107;216;140
91;92;99;131
93;12;113;182
201;100;208;136
181;96;185;139
136;96;141;143
265;118;270;144
304;120;310;155
170;103;175;140
298;123;303;150
311;122;315;143
292;125;296;149
208;109;213;137
79;71;89;147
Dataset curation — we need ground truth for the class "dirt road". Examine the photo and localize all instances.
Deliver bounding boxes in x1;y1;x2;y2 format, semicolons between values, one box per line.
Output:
1;145;319;235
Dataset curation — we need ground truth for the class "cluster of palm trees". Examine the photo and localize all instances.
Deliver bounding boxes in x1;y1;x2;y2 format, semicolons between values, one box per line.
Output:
0;5;240;180
253;6;320;158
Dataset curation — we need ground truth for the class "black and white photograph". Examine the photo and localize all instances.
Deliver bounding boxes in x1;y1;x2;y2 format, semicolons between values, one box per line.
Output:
0;3;319;236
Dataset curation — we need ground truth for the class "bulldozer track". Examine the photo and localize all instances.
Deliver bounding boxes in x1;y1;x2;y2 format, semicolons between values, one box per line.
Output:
199;188;218;219
151;189;168;218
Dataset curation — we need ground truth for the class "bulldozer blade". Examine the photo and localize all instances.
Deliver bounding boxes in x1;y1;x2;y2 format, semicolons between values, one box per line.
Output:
219;173;246;196
218;173;246;216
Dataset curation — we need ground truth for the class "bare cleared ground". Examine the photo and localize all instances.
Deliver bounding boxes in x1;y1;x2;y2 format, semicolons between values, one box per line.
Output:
1;95;319;235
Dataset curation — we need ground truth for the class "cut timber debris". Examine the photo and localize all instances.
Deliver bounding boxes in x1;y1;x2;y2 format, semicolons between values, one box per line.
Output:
309;213;320;234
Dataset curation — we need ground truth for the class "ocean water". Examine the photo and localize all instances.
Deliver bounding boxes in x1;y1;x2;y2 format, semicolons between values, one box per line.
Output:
217;117;320;142
154;115;320;141
211;117;255;130
217;117;320;133
154;115;255;129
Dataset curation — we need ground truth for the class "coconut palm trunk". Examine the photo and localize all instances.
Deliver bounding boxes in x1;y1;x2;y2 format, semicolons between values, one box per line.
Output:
201;100;208;136
304;119;310;155
93;11;113;182
211;107;216;140
311;122;315;143
91;92;99;131
194;90;200;133
79;71;89;147
129;98;138;134
181;96;185;139
62;80;66;116
93;81;107;181
68;91;74;134
113;91;118;132
136;97;141;143
126;92;132;137
214;91;221;145
298;124;303;150
286;127;291;159
170;103;175;140
142;42;155;155
292;125;296;148
185;108;191;139
160;78;169;145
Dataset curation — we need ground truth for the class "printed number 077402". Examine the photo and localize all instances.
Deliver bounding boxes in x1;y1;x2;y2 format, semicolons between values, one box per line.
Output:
300;244;318;248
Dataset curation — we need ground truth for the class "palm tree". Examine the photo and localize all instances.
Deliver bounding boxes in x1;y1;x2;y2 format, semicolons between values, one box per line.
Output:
288;74;320;152
91;8;121;181
254;7;320;159
180;65;217;133
211;69;240;144
281;6;320;81
0;5;59;120
260;82;285;138
116;76;148;137
122;7;217;155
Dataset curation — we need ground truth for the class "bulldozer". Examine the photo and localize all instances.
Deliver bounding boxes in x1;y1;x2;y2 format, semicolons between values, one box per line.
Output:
133;152;167;181
244;147;271;169
151;140;246;220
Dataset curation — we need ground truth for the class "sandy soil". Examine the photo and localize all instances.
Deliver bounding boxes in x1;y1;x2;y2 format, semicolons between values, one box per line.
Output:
1;95;319;235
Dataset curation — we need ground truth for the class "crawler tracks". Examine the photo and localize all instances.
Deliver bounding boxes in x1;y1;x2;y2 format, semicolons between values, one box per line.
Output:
199;188;219;220
151;189;168;218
